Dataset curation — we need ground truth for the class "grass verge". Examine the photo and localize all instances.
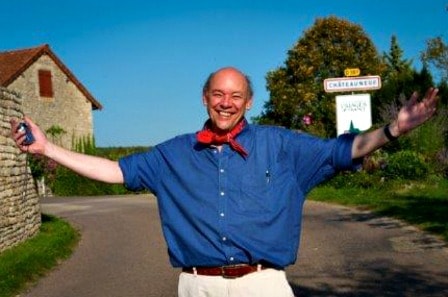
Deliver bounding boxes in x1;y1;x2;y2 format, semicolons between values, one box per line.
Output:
308;177;448;242
0;214;79;297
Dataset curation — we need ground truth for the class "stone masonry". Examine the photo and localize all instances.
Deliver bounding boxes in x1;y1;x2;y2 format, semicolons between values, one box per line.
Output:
0;87;40;253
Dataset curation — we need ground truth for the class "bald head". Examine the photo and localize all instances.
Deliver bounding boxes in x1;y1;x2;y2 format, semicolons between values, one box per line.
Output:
202;67;254;99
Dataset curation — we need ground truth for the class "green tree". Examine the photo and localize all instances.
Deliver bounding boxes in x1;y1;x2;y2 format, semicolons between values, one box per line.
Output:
382;35;413;78
254;16;384;137
412;65;435;94
437;79;448;105
372;36;415;123
421;36;448;83
421;36;448;106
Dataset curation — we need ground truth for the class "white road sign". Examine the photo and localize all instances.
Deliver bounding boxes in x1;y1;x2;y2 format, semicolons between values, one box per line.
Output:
336;94;372;136
324;75;381;93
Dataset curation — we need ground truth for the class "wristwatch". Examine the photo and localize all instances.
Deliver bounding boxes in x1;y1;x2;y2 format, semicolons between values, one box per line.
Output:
384;124;398;141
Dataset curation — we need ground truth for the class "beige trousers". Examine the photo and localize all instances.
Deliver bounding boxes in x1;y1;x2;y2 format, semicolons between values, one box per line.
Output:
178;268;295;297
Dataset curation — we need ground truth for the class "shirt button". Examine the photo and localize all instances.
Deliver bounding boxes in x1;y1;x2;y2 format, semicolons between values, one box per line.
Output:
222;237;227;241
220;169;225;173
229;257;234;262
220;212;225;217
220;191;225;196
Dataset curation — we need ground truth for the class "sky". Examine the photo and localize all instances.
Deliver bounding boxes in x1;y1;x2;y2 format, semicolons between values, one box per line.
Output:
1;0;447;147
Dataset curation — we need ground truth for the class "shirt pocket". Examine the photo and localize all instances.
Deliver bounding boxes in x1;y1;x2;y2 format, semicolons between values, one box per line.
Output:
237;164;295;214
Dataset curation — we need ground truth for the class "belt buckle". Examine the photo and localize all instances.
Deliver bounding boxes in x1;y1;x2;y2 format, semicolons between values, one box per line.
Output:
221;264;246;279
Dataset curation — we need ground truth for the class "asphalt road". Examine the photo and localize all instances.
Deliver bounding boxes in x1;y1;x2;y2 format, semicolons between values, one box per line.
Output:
19;195;448;297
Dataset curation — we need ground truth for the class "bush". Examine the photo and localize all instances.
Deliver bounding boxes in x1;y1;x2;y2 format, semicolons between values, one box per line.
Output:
407;107;448;156
34;141;151;196
324;170;385;189
50;166;131;196
434;148;448;178
383;150;429;180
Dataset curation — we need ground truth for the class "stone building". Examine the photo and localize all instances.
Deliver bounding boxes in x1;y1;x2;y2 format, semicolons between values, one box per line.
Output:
0;44;102;149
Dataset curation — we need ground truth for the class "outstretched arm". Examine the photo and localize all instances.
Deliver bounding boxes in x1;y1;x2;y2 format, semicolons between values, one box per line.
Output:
11;117;124;184
351;87;439;159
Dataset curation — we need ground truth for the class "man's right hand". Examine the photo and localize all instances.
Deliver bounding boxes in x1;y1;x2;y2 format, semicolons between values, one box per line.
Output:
10;116;47;155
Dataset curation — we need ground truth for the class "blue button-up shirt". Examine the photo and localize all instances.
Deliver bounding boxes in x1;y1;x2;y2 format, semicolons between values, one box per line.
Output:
119;123;359;268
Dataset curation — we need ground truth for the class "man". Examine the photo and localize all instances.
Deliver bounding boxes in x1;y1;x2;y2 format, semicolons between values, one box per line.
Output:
11;67;438;297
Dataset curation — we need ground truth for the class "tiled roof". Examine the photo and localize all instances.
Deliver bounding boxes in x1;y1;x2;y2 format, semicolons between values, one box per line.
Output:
0;44;102;110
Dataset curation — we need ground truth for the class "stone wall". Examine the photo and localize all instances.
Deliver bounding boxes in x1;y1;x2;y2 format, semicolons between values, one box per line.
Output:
0;87;40;253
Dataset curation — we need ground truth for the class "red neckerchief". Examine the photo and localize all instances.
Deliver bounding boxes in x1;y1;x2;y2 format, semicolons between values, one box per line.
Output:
196;119;248;158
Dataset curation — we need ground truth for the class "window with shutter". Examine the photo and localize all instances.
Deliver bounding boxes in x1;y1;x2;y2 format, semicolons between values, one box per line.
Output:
38;69;54;97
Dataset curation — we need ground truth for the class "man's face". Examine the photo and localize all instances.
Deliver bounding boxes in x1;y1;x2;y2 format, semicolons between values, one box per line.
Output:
202;68;253;134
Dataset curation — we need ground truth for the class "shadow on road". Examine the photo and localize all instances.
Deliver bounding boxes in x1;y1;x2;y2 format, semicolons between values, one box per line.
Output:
290;261;448;296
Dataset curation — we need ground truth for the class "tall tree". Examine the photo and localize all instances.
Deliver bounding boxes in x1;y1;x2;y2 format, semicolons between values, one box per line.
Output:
382;35;413;81
372;36;416;122
254;16;384;137
421;36;448;83
437;80;448;106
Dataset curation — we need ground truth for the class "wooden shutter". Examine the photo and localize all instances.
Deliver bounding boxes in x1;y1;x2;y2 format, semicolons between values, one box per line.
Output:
38;70;54;97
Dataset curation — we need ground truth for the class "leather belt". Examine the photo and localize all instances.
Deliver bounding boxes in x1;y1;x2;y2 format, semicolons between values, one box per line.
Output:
182;264;273;279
